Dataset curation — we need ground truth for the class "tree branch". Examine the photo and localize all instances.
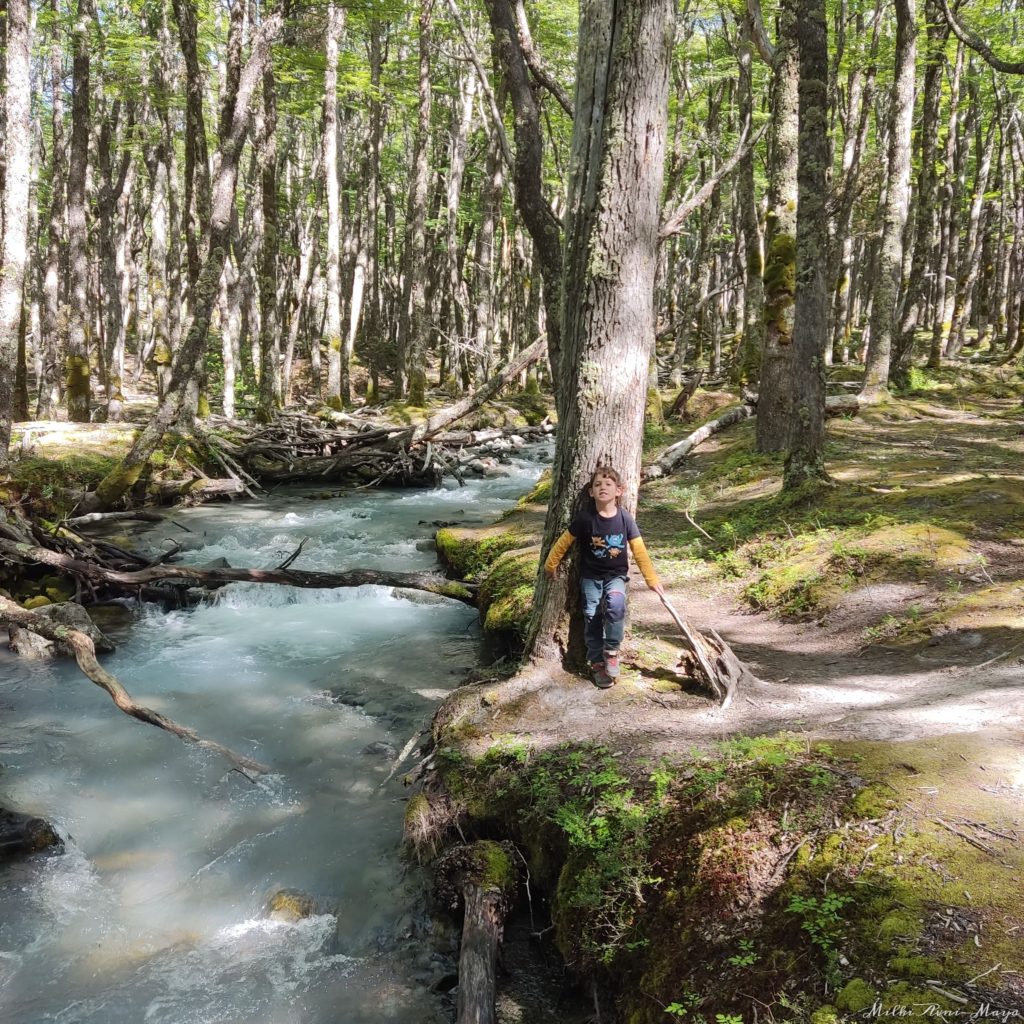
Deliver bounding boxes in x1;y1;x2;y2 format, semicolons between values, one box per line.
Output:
934;0;1024;74
659;121;768;240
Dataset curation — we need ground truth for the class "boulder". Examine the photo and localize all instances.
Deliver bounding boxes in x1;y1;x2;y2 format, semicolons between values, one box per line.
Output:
0;806;64;862
8;601;115;660
265;887;317;923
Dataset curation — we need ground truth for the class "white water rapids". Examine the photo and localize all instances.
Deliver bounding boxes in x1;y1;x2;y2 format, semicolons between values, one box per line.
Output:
0;446;548;1023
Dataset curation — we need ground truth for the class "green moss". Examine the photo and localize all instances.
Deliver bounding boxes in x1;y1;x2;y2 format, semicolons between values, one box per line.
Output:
811;1008;839;1024
23;595;52;610
835;978;877;1012
474;839;517;893
479;548;539;639
435;528;525;579
517;470;552;507
850;785;898;818
877;910;921;944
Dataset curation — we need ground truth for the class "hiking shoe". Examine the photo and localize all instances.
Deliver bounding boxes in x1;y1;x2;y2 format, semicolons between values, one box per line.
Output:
604;652;621;678
591;662;614;689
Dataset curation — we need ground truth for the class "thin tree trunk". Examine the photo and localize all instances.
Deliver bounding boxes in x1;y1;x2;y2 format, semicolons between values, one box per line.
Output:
0;0;31;467
257;57;281;421
37;0;65;418
65;0;94;422
323;2;345;406
861;0;916;400
397;0;434;405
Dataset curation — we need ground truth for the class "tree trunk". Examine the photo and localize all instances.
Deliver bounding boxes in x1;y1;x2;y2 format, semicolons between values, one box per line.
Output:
892;0;947;382
0;0;31;467
783;0;830;489
861;0;916;400
37;0;65;419
755;4;798;452
257;57;281;422
484;0;563;399
396;0;434;405
65;0;94;423
322;1;345;406
527;0;674;663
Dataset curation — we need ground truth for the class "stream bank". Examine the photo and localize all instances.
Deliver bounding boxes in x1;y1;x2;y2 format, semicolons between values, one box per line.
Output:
421;381;1024;1023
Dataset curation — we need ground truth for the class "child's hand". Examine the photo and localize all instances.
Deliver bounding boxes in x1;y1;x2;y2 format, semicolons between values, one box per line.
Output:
652;583;665;598
545;565;557;579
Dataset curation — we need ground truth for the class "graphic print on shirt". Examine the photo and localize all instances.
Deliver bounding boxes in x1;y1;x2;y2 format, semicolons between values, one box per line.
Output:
591;533;625;560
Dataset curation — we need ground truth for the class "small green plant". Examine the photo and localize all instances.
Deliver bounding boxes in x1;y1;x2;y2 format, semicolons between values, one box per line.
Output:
726;937;759;968
715;1015;744;1024
786;890;853;970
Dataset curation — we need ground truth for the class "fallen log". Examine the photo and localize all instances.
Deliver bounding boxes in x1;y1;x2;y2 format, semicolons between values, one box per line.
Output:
0;595;268;777
436;840;518;1024
644;403;755;479
0;539;476;603
644;392;861;480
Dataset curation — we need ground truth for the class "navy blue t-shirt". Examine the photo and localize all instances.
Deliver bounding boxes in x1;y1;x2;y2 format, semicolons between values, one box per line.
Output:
568;506;641;581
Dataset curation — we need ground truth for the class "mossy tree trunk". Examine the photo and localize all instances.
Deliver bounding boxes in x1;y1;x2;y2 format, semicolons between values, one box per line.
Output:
0;0;31;469
528;0;674;664
755;3;798;453
783;0;830;490
861;0;916;400
90;6;283;510
65;0;94;424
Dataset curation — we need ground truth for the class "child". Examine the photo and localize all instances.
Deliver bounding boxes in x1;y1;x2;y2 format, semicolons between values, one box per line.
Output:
543;465;664;688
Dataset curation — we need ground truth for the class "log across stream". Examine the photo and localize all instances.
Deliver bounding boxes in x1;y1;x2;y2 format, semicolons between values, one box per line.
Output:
0;446;550;1024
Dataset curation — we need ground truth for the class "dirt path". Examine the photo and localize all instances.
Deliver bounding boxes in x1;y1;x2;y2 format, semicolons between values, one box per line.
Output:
452;394;1024;763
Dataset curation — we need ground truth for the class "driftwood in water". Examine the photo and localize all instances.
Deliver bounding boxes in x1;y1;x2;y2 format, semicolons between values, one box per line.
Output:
436;840;518;1024
659;594;757;709
0;539;475;603
0;595;268;777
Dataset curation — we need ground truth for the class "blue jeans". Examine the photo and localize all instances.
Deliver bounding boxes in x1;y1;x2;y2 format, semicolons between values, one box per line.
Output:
580;576;627;664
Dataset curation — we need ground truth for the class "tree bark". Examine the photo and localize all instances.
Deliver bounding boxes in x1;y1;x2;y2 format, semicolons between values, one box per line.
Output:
755;3;798;452
861;0;916;400
65;0;94;423
0;0;30;468
528;0;674;663
783;0;830;489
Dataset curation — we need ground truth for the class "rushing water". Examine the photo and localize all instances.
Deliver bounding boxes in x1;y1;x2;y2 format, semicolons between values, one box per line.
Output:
0;446;548;1024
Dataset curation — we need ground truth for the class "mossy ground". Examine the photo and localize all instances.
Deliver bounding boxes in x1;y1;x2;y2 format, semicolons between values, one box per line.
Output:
425;368;1024;1022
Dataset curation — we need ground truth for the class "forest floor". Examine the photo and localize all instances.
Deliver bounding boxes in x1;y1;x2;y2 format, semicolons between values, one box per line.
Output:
431;366;1024;1023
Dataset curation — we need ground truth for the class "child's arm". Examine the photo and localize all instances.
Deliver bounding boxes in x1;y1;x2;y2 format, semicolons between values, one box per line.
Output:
628;536;665;596
543;531;576;577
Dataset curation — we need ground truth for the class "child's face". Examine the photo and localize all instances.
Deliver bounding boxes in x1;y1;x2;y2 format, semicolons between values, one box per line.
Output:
590;474;624;505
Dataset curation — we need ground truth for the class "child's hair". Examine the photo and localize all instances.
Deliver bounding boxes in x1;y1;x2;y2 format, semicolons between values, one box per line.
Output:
589;465;624;488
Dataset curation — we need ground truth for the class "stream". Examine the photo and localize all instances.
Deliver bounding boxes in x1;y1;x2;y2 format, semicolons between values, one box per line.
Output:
0;444;548;1024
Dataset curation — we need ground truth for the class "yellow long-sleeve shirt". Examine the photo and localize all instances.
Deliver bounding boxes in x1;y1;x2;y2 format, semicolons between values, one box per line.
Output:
544;530;661;589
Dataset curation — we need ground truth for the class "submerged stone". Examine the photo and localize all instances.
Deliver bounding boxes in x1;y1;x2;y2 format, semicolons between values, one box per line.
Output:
265;888;317;923
0;807;64;862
